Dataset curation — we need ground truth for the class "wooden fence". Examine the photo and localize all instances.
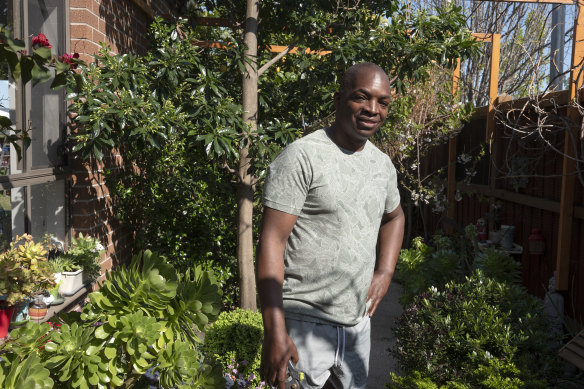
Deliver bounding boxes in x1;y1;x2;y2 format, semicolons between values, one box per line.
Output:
424;90;584;328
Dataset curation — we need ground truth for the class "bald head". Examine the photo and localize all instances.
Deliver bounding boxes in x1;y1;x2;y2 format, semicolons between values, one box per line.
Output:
338;63;390;96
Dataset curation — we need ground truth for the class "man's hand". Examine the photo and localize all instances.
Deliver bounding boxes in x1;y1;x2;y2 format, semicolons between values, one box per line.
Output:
366;270;392;317
261;330;299;388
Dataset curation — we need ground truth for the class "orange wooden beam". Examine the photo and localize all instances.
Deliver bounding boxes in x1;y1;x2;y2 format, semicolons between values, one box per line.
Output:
556;2;584;291
484;0;573;3
194;41;331;55
447;58;461;223
194;17;233;27
486;33;501;144
472;32;496;42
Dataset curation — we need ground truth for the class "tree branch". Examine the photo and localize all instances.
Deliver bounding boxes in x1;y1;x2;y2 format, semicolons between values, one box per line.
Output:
257;43;296;77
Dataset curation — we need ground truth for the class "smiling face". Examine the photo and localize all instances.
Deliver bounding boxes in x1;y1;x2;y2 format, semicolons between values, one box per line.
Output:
331;66;391;151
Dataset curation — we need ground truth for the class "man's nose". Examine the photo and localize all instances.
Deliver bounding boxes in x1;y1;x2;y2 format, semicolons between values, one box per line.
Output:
363;100;380;115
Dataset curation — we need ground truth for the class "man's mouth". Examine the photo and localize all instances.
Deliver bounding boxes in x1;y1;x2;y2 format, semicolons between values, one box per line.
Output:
357;117;379;129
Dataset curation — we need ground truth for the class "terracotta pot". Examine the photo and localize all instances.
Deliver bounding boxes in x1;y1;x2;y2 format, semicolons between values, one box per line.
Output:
0;306;14;338
28;300;47;321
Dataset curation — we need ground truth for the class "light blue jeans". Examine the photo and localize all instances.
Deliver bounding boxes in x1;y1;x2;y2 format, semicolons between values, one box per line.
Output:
285;316;371;389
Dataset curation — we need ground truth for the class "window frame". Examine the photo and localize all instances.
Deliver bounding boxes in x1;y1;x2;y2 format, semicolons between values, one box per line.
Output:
0;0;71;239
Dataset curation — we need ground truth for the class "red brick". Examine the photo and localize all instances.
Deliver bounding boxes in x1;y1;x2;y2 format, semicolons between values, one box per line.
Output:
72;184;110;202
70;0;92;8
70;23;93;40
71;196;114;213
71;39;102;56
71;170;106;186
70;9;99;28
99;256;112;274
93;29;106;45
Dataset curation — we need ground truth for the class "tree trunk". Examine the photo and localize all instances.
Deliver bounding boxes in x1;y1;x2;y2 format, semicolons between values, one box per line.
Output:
238;0;259;310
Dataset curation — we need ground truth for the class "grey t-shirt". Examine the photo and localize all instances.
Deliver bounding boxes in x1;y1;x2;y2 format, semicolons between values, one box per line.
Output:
262;129;400;326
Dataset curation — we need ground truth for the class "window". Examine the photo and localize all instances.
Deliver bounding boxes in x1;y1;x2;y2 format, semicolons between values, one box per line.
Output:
0;0;69;249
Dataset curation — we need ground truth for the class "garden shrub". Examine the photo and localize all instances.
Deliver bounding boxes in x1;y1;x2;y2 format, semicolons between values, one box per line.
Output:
202;308;264;387
391;271;561;388
472;247;521;285
396;227;522;304
395;236;464;303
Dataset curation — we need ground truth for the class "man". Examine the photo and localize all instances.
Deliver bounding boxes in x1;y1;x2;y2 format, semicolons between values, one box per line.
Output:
257;62;405;389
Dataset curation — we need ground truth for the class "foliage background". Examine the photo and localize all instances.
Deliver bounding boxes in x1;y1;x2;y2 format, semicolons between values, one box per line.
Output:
68;2;480;306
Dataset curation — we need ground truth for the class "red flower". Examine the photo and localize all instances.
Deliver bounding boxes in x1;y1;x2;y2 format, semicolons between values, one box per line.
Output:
59;52;80;69
32;33;52;49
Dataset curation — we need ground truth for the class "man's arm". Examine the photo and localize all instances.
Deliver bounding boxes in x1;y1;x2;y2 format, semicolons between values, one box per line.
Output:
366;204;405;317
257;206;299;388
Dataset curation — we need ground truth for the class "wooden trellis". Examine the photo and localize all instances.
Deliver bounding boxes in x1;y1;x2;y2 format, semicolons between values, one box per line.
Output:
448;0;583;291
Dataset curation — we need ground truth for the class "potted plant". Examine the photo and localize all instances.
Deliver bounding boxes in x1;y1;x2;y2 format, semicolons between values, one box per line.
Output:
56;234;104;296
47;257;77;303
0;235;54;337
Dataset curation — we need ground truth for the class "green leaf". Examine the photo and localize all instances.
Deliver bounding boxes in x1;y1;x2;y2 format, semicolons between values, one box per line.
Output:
0;116;12;128
104;346;117;359
93;145;104;160
43;342;57;352
33;46;52;60
31;62;52;86
6;37;25;52
94;325;109;339
51;71;69;90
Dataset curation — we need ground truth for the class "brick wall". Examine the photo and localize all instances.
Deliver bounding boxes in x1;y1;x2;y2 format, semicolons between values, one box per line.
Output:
69;0;178;284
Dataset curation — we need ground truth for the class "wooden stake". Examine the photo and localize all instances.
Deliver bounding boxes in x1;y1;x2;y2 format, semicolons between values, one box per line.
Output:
556;2;584;291
447;58;461;223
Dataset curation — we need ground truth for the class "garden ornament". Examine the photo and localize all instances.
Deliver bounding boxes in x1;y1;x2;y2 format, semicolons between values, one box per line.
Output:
476;218;487;242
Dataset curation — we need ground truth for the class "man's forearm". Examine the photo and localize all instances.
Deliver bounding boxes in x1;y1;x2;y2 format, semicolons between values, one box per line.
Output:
256;207;299;334
257;245;287;335
376;205;405;276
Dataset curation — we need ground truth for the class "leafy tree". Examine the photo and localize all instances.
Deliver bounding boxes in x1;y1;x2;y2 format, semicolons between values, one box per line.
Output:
69;2;479;309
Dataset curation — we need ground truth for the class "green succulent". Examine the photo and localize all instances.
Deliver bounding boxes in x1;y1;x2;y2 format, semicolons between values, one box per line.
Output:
95;311;162;374
169;265;223;342
49;256;80;273
3;321;52;359
0;352;53;389
154;340;204;388
43;322;119;388
85;250;177;318
0;234;54;306
0;249;224;388
83;250;221;343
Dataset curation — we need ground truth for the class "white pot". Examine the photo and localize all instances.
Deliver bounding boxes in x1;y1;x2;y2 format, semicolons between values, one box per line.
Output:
58;269;85;296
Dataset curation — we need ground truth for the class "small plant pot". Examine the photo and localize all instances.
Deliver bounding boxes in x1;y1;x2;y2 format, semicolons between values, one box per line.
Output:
0;306;14;338
58;269;85;296
28;299;47;321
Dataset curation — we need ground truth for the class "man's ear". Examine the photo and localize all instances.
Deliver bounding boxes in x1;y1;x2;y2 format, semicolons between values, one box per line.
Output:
333;91;340;111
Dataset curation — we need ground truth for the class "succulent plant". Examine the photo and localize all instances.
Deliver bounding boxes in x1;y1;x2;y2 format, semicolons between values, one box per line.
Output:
43;322;116;388
0;250;224;388
0;351;53;389
0;234;55;307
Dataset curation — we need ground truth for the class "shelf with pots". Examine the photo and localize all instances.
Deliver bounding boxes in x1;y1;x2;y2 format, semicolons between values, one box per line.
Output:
0;235;55;337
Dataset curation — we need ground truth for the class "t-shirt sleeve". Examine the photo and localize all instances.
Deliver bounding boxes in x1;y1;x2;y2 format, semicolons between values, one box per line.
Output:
385;157;401;214
262;143;311;216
